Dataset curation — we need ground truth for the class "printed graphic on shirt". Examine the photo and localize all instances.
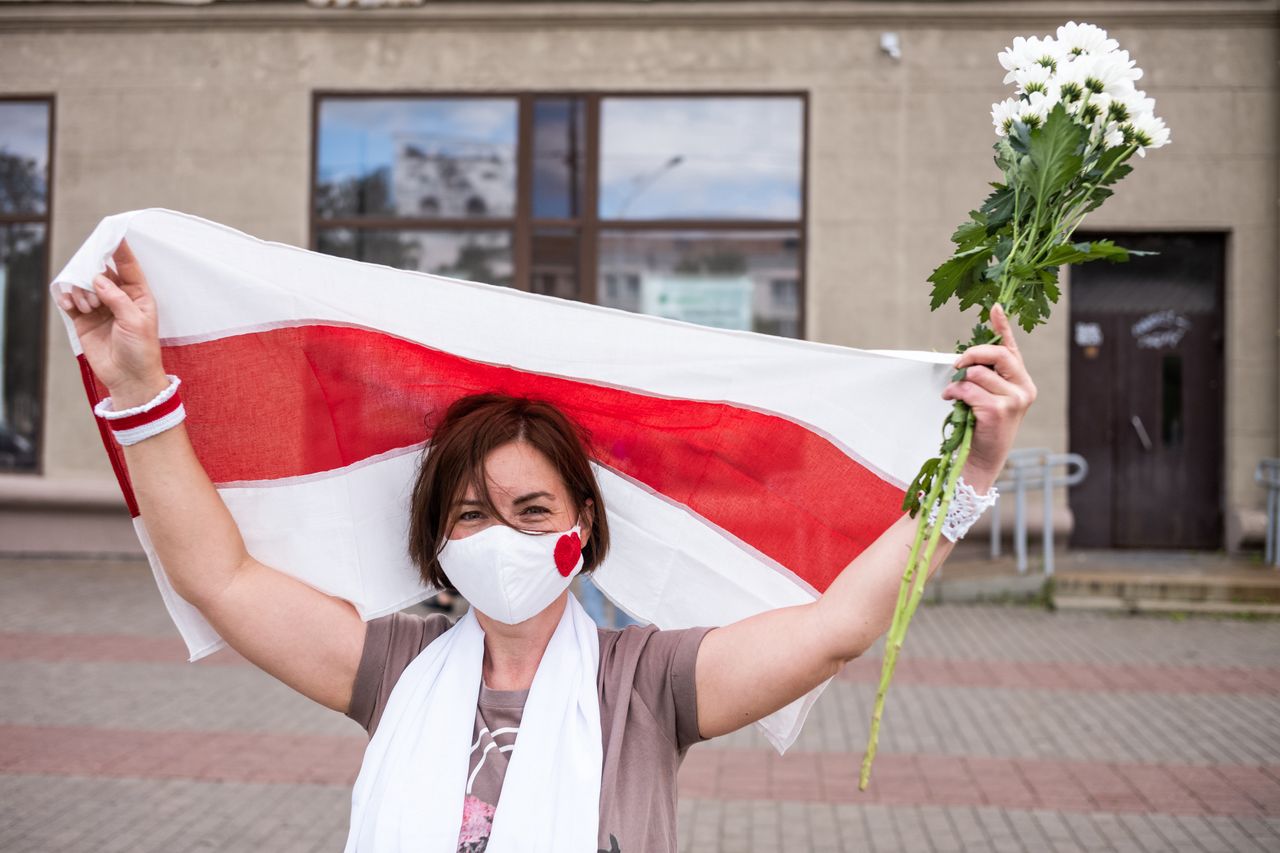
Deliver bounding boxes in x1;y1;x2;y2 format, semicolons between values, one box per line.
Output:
455;718;623;853
456;722;517;852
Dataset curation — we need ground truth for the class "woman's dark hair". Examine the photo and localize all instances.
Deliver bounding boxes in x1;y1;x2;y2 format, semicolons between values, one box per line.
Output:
408;392;610;590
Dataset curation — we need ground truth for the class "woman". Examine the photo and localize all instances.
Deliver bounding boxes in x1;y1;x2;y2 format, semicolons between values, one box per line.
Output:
56;239;1036;852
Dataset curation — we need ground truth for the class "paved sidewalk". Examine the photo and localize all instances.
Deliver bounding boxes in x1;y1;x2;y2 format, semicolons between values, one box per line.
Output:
2;556;1279;852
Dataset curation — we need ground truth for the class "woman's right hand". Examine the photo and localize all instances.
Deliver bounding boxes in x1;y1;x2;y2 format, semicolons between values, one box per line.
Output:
53;238;168;404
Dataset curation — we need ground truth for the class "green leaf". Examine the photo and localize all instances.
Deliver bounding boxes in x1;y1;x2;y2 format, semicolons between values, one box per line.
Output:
950;213;989;250
1008;120;1033;155
902;456;941;514
979;184;1016;233
928;244;994;310
1080;186;1114;214
1087;145;1134;188
1037;267;1061;303
994;137;1021;177
1024;104;1086;202
1039;239;1140;268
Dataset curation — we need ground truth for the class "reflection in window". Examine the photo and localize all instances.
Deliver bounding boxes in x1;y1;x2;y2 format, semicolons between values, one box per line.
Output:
0;102;49;215
317;229;513;287
598;231;800;336
0;99;51;472
599;98;802;221
532;98;585;220
315;98;517;219
312;94;805;338
530;228;578;300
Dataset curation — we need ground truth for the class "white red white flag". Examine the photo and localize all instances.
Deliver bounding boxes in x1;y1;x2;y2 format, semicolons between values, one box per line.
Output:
52;208;955;752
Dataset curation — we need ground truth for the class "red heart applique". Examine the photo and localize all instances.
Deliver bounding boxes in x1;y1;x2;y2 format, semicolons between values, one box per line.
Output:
554;531;582;577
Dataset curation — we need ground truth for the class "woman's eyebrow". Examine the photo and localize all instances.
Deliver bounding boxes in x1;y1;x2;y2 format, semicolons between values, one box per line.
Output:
459;490;554;507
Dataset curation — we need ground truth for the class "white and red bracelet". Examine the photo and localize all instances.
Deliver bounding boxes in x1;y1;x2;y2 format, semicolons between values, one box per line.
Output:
92;374;186;446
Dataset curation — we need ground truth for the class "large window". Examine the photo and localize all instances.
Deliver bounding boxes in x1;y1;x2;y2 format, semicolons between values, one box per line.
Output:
312;93;806;338
0;98;52;473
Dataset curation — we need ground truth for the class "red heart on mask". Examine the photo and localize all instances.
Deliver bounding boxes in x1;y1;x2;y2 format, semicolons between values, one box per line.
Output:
554;531;582;577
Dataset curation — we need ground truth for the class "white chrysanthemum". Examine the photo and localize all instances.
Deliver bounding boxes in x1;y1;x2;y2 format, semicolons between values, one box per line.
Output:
1123;112;1171;156
992;91;1062;136
1099;126;1126;149
1020;91;1059;127
991;97;1021;136
1013;64;1054;97
1111;89;1156;125
1064;90;1110;127
998;35;1066;83
1055;21;1119;57
1061;51;1144;97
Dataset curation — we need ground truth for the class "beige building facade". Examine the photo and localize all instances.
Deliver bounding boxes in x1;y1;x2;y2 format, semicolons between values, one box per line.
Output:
0;0;1276;555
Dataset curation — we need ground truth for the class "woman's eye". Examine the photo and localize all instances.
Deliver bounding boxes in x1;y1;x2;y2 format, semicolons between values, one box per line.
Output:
522;506;550;516
459;511;483;521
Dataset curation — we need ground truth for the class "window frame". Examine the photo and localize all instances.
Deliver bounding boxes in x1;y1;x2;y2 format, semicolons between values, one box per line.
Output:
0;93;55;476
309;90;809;339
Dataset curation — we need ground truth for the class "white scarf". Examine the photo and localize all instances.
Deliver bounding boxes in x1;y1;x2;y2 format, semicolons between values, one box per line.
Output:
344;593;602;852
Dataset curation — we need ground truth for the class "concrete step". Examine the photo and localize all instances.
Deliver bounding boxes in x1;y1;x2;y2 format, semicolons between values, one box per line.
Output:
1052;567;1280;615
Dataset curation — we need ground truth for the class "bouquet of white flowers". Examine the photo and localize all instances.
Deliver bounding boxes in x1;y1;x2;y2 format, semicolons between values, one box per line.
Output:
859;21;1170;791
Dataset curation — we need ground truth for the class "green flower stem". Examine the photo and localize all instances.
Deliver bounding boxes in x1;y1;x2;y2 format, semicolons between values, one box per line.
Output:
859;441;950;791
859;408;977;790
904;411;975;629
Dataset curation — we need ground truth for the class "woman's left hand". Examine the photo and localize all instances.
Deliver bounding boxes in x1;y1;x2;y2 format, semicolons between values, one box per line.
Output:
942;302;1038;481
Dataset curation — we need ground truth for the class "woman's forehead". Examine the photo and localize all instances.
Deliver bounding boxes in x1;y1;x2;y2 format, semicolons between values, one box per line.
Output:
461;442;567;503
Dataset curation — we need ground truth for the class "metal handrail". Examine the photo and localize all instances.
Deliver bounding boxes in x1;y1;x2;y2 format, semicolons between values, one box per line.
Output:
1256;459;1280;568
988;448;1089;575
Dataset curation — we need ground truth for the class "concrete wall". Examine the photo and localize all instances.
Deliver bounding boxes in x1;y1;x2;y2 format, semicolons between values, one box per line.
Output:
0;0;1276;553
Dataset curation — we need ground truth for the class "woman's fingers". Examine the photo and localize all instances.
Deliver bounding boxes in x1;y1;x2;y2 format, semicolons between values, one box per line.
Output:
91;272;144;326
954;305;1027;382
70;285;92;314
957;363;1023;404
946;303;1036;412
955;344;1025;381
111;238;152;300
942;378;996;410
989;302;1021;356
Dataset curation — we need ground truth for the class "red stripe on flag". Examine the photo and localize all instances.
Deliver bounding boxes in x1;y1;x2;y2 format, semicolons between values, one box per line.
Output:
77;354;139;518
89;324;905;593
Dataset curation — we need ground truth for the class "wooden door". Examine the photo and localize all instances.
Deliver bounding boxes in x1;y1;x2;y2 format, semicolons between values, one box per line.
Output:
1067;233;1225;549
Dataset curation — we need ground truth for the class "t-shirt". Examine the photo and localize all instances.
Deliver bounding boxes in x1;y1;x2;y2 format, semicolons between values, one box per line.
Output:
346;610;713;853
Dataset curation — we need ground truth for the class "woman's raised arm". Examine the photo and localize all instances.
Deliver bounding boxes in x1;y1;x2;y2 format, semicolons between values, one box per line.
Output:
55;239;367;713
693;303;1036;740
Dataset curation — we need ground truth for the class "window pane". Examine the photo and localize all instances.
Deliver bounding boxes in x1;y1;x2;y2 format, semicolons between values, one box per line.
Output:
599;98;802;221
317;228;513;286
0;223;46;471
531;227;578;300
0;101;51;216
598;230;801;337
316;98;517;219
532;98;586;220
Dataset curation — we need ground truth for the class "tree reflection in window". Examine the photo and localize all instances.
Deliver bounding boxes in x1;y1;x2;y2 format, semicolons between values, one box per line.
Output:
0;99;51;472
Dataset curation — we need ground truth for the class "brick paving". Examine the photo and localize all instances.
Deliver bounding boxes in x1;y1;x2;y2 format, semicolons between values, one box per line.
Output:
3;556;1280;851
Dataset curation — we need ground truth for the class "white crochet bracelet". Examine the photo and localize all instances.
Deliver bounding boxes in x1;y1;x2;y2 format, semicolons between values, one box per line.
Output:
925;475;1000;543
92;374;186;446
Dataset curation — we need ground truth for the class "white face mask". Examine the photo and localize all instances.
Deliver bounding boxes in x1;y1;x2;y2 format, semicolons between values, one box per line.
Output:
437;516;585;625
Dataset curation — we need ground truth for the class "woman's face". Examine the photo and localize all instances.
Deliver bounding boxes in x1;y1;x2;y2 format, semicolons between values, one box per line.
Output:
447;440;591;545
